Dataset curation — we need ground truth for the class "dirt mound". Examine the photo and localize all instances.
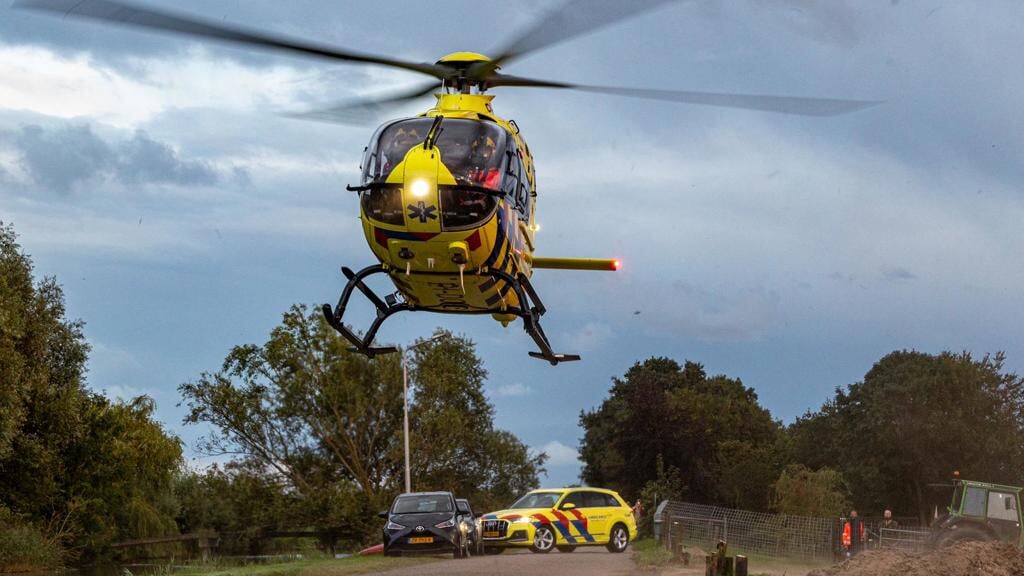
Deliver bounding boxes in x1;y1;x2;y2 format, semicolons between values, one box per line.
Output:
807;541;1024;576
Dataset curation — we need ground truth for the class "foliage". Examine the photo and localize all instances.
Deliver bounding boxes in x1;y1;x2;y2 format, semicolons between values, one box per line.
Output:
408;333;545;511
770;464;850;518
179;309;544;542
631;537;674;568
0;223;183;561
579;357;782;508
0;507;62;572
0;222;91;520
712;439;783;511
788;350;1024;520
637;454;685;533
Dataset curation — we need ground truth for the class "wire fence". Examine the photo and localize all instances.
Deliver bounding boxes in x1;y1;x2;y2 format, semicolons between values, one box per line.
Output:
660;501;840;560
658;501;934;561
877;527;932;553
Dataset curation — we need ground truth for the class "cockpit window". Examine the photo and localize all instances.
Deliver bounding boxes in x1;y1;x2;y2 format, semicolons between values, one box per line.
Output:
360;186;404;226
439;186;496;230
362;118;507;190
363;119;429;184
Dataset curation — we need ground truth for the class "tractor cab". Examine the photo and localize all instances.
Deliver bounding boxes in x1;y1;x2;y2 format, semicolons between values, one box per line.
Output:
932;477;1023;547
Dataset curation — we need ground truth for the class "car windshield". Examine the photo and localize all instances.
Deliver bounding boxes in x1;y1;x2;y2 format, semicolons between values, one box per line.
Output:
363;118;507;190
393;494;453;514
509;492;562;509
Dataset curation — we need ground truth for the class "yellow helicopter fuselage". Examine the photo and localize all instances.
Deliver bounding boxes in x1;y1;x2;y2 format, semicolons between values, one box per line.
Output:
357;93;537;325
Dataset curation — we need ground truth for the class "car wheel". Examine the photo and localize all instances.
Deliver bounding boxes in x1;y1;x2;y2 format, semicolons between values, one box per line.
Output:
606;523;629;553
531;525;556;554
556;545;576;553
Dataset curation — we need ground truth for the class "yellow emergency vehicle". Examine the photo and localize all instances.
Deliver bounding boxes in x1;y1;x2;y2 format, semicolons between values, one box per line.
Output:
480;487;636;554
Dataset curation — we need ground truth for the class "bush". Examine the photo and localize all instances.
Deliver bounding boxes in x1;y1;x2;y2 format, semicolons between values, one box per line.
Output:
0;522;62;572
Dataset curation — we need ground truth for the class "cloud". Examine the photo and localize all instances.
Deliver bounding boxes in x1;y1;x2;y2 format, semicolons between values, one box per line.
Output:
536;440;580;467
493;382;531;397
12;124;113;193
116;130;217;186
6;123;216;193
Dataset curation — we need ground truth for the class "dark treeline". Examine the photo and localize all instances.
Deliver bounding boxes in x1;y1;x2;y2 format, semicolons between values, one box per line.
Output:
5;217;1024;566
580;353;1024;523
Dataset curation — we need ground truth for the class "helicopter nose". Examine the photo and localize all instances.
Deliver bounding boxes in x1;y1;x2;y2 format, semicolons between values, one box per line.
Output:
401;147;442;234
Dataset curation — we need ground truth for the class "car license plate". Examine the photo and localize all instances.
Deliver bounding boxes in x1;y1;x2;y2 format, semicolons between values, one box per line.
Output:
484;531;500;538
408;536;433;544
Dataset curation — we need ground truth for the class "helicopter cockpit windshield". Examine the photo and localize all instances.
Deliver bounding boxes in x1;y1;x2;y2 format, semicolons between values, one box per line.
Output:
360;117;508;229
362;118;507;190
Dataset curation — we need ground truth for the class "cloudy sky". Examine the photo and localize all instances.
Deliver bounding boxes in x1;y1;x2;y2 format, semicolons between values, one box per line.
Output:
2;1;1022;489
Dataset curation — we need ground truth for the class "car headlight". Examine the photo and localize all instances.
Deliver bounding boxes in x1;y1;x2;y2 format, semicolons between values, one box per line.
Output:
511;516;532;524
435;517;456;529
386;520;406;531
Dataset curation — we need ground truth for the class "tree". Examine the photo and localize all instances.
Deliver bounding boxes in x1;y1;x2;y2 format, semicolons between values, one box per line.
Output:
0;223;91;518
179;308;544;539
409;333;545;511
789;350;1024;520
65;396;182;554
771;464;850;518
580;357;781;508
636;454;685;533
0;223;182;561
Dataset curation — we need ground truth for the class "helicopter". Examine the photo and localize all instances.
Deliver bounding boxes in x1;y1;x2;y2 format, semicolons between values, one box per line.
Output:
17;0;878;364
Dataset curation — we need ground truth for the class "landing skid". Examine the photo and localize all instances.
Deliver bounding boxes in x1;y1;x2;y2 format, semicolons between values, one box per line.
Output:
321;264;580;365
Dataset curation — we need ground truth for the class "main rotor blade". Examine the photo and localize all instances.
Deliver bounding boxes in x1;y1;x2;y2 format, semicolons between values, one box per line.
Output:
488;74;881;117
475;0;684;78
286;82;441;125
15;0;448;79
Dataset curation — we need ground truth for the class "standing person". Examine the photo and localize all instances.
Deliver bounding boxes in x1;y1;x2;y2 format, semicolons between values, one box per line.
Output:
881;509;899;530
842;509;866;556
631;499;644;524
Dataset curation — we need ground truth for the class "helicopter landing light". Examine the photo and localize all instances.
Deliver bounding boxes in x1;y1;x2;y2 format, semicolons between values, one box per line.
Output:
411;179;429;198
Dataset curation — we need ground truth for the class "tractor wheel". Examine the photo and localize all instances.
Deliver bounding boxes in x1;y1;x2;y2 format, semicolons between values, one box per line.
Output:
531;525;556;553
606;523;630;553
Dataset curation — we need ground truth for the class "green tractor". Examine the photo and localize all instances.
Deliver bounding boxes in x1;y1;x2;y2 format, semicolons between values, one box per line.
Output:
931;478;1023;547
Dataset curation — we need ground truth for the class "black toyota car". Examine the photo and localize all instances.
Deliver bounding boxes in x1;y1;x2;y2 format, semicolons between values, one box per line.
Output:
380;491;470;558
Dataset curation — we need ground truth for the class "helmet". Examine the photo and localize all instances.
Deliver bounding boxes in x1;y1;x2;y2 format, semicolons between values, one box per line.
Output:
471;136;496;160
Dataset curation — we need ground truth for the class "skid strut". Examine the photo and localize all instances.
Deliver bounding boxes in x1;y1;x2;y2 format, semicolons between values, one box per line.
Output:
322;264;580;364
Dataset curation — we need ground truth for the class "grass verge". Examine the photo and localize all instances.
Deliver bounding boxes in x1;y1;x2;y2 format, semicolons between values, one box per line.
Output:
631;538;675;569
169;555;437;576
